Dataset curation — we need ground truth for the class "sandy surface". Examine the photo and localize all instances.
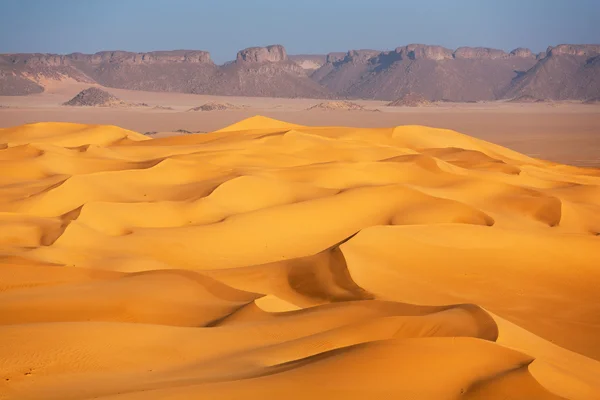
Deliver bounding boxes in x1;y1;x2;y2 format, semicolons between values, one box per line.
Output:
0;115;599;399
1;82;599;167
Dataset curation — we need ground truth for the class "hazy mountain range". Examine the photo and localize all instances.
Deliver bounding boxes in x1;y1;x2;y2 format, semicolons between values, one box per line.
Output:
1;43;599;101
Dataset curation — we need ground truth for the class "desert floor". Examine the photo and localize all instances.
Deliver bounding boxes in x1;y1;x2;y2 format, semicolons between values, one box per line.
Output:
1;81;599;167
1;84;600;399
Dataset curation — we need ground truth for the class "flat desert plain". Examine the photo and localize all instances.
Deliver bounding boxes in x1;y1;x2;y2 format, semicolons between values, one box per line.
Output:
0;84;600;399
1;81;600;167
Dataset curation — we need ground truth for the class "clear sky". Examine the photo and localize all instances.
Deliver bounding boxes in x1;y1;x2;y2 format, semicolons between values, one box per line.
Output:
1;0;599;64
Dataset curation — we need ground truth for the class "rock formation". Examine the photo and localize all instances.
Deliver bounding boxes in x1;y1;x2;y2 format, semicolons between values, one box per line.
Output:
548;44;600;57
343;49;380;63
507;94;546;103
313;44;537;101
509;48;534;58
307;101;373;111
63;87;143;107
2;50;213;66
387;93;431;107
187;102;241;111
2;43;599;101
503;45;600;100
395;44;453;60
236;45;287;63
453;47;509;59
326;52;346;64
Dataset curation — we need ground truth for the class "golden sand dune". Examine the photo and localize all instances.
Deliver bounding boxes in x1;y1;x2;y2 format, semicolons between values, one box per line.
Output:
0;117;599;400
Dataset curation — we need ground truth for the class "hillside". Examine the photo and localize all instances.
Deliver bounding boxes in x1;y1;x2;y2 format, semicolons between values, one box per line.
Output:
503;44;600;100
199;45;331;98
63;87;147;107
312;45;538;101
0;46;329;99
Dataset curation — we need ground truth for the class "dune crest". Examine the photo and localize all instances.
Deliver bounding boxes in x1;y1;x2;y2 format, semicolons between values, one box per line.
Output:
1;117;599;399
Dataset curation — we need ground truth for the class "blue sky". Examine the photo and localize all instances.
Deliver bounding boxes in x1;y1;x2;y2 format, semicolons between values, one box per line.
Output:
1;0;599;63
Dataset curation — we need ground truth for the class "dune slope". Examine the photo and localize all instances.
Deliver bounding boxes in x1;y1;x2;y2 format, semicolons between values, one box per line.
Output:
0;118;599;400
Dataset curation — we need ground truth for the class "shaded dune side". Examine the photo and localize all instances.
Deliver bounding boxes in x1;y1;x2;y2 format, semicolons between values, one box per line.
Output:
0;118;599;400
0;269;260;326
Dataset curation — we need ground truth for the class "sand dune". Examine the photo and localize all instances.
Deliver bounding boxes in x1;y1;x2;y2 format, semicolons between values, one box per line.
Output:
0;117;599;399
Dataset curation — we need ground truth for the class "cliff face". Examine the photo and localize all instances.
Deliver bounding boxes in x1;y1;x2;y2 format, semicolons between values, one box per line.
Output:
548;44;600;57
343;49;381;63
0;45;329;98
0;50;216;95
453;47;509;59
326;52;346;64
1;50;213;66
1;43;599;100
503;45;600;100
395;45;454;60
202;45;330;98
310;49;380;94
0;69;44;95
312;44;538;101
236;45;287;63
510;48;534;58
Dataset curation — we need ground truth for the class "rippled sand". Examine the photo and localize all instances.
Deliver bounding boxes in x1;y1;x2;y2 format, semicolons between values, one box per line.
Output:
0;117;599;399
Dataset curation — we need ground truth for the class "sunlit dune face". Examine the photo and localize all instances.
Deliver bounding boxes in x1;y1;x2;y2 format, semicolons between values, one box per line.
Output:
0;117;599;400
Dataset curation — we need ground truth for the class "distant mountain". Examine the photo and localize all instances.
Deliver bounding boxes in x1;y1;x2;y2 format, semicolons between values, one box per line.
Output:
0;45;329;99
502;45;600;100
0;69;44;95
312;50;381;95
1;44;599;101
198;45;331;98
312;45;538;101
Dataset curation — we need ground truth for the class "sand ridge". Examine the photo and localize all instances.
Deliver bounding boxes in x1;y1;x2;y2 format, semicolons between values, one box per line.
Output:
0;116;599;399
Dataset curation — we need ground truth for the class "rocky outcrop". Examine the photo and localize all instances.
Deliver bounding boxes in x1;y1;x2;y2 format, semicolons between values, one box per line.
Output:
63;87;131;107
313;44;538;101
79;50;213;65
395;44;453;60
310;50;381;94
507;94;546;103
236;45;287;63
1;44;330;98
187;102;241;111
1;50;214;66
548;44;600;57
509;48;534;58
0;69;44;95
307;101;374;111
387;92;431;107
453;47;509;59
3;42;599;100
342;49;380;63
503;47;600;100
325;52;346;64
18;54;71;66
